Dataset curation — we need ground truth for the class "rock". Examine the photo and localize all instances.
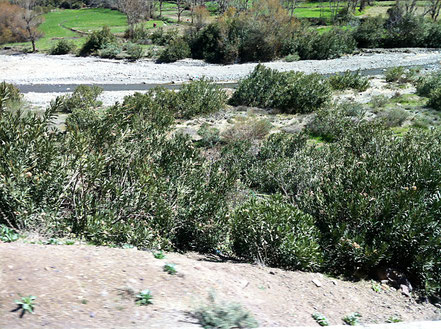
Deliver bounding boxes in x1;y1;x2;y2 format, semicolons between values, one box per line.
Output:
312;279;322;287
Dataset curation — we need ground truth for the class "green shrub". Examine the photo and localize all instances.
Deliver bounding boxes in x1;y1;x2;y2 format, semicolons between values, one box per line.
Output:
385;66;405;83
79;26;116;56
151;27;177;46
284;53;300;62
416;71;441;97
125;42;144;60
377;108;409;127
126;24;150;43
193;292;258;329
232;195;323;270
370;95;389;108
197;123;221;147
158;38;190;63
49;39;76;55
384;12;427;48
306;104;364;142
385;66;419;84
98;43;122;59
284;28;356;60
0;81;22;112
230;65;331;114
174;79;227;119
427;87;441;110
329;70;370;92
353;16;385;48
49;85;103;113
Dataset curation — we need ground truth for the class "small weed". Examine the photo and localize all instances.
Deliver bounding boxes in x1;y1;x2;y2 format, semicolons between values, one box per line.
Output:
163;263;177;275
371;280;382;293
342;312;362;326
312;312;330;326
135;289;153;306
193;292;258;329
153;251;166;259
14;295;36;316
81;299;88;304
0;225;19;243
386;315;402;323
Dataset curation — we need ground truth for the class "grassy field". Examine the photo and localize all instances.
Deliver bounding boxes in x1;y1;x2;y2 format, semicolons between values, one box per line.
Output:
5;8;165;52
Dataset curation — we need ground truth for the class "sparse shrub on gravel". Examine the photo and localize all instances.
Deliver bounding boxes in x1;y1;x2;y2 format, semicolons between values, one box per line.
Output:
232;195;323;271
229;64;331;114
328;70;370;92
49;39;76;55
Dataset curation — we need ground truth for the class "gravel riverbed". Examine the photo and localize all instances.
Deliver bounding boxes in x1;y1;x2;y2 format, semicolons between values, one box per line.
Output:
1;49;441;108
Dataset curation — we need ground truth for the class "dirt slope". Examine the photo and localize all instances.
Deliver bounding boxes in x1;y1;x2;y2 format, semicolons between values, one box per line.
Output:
0;242;439;328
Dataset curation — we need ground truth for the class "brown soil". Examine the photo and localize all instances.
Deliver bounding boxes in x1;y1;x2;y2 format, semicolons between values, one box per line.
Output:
1;242;440;328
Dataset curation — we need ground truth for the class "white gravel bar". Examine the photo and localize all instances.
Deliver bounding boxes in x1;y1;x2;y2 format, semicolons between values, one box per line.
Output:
1;49;441;85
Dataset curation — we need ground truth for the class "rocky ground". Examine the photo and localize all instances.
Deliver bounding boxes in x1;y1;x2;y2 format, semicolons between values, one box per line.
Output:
1;242;440;329
1;48;441;86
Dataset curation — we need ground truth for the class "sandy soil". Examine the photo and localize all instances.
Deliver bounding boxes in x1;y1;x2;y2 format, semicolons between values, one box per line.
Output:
1;242;440;329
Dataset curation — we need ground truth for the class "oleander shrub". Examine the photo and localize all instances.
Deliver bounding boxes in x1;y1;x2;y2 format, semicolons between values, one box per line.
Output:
0;81;22;112
328;70;370;92
230;65;331;113
49;39;76;55
232;195;323;270
49;85;103;113
174;79;227;118
79;26;116;56
158;38;190;63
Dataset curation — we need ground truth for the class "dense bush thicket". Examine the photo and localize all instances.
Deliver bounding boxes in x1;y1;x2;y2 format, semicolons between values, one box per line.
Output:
229;65;331;113
354;9;441;49
185;10;355;64
232;195;323;271
2;79;441;297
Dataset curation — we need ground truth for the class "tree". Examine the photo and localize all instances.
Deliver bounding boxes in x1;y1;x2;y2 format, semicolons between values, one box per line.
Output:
117;0;153;38
15;0;44;52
